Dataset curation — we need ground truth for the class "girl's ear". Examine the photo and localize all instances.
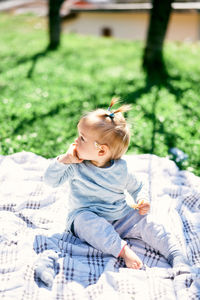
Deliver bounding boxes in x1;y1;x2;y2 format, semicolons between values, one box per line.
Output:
98;145;109;157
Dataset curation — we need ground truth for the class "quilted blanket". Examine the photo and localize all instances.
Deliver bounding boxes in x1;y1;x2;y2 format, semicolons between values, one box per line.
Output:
0;151;199;299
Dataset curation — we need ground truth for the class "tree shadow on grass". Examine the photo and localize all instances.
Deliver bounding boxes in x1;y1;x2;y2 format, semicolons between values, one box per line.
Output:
6;47;75;137
16;45;53;79
122;68;190;156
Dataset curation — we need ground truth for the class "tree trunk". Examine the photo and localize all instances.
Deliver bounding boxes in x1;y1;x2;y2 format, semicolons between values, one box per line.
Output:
48;0;65;50
143;0;173;74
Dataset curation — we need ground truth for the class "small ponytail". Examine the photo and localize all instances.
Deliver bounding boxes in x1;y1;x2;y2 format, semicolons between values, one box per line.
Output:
107;97;131;118
107;97;119;111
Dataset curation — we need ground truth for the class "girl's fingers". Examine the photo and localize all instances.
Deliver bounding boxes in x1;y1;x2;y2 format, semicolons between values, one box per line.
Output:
139;203;150;209
64;144;83;164
72;144;83;162
139;203;150;215
132;201;150;214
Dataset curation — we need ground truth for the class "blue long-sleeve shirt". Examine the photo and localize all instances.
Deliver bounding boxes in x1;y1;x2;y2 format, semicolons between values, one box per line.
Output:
44;157;149;230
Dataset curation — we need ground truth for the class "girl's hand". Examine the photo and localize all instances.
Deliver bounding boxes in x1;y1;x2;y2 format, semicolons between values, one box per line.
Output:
131;200;150;215
138;200;150;215
57;143;83;164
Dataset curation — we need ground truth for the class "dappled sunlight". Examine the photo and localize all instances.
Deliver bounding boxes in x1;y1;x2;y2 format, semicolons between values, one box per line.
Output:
0;14;200;175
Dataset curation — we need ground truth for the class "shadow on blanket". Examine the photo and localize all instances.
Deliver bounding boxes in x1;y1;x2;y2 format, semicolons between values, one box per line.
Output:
0;151;200;299
33;227;172;289
33;231;115;288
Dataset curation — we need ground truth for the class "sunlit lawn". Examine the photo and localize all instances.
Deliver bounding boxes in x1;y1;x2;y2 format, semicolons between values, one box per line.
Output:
0;14;200;175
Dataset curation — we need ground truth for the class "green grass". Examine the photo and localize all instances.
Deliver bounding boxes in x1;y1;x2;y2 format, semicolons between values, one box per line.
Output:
0;14;200;175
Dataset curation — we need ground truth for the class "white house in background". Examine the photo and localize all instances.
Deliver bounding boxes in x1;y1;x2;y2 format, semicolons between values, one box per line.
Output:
61;1;200;42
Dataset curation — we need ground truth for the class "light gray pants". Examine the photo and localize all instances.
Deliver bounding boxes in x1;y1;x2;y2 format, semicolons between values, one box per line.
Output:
73;210;187;266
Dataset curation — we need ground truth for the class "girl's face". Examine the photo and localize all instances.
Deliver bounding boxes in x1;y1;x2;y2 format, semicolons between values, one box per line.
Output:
75;121;99;161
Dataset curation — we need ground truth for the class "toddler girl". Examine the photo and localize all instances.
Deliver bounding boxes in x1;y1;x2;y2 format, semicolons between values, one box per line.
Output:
37;98;188;287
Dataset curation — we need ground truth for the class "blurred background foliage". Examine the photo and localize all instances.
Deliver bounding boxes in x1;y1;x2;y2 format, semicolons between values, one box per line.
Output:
0;14;200;175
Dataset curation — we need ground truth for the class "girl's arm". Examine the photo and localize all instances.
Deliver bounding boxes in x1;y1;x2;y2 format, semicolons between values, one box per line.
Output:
44;143;82;187
126;171;150;215
44;158;74;188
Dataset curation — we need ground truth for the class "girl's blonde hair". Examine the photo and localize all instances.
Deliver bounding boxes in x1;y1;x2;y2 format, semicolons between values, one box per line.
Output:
79;98;131;159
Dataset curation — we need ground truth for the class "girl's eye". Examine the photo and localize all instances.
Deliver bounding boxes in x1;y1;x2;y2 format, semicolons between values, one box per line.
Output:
81;136;85;142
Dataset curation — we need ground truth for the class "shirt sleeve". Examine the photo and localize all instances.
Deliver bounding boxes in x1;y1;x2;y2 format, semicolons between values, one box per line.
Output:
126;169;149;205
44;157;74;188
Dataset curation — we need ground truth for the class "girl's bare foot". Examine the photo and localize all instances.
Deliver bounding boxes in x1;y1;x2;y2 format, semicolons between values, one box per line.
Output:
119;245;143;269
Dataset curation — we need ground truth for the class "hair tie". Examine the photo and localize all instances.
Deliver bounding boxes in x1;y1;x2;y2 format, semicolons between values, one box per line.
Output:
109;112;115;119
107;107;115;119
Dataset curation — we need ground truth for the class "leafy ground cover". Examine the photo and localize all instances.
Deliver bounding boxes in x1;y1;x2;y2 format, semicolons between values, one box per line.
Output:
0;14;200;175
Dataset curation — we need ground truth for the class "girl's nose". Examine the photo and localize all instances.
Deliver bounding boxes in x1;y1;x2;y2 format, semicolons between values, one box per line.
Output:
75;137;79;144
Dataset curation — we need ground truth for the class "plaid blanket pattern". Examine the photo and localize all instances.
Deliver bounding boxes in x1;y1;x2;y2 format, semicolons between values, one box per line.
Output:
0;151;199;299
